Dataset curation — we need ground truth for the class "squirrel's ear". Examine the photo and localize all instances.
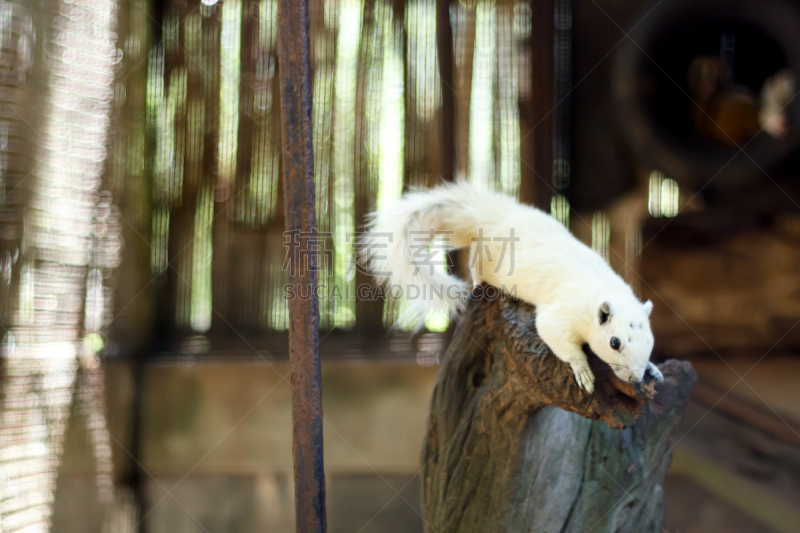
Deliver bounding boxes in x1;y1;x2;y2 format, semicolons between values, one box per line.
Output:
598;301;612;325
643;300;653;317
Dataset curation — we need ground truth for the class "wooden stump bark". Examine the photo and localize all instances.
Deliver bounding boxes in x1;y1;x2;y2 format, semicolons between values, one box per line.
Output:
421;285;697;533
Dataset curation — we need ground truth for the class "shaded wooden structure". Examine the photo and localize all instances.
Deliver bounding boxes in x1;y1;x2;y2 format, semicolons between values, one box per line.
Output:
421;286;696;532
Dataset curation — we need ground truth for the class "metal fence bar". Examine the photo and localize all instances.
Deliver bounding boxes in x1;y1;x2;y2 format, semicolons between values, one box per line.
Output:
276;0;327;529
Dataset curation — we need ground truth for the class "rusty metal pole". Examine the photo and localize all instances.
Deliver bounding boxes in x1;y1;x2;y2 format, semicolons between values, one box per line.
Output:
276;0;327;530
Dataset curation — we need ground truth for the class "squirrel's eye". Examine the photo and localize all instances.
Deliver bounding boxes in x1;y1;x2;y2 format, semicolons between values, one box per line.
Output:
610;337;621;351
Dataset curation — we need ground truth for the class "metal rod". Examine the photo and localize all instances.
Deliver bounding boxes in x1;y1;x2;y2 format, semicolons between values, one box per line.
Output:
276;0;327;529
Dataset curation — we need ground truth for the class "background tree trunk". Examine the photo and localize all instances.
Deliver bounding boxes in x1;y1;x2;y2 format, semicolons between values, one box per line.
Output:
421;285;697;533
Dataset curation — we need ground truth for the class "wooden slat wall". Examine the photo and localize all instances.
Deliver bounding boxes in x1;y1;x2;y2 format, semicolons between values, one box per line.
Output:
141;0;537;341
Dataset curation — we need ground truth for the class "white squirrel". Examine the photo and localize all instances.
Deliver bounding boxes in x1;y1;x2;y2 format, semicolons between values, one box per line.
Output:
360;182;662;393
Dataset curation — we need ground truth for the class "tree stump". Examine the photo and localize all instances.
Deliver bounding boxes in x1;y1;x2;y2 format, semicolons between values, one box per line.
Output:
421;285;697;533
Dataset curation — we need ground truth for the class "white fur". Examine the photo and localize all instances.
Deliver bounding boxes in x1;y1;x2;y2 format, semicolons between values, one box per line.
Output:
361;182;657;393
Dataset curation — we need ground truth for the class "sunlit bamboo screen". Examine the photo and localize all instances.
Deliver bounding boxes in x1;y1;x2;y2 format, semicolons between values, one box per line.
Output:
146;0;536;334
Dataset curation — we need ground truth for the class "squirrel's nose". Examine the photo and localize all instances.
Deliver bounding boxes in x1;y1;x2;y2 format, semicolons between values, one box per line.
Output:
643;364;663;383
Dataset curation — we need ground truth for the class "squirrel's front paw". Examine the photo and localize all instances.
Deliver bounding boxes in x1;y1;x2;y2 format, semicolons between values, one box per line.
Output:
570;362;595;394
645;362;664;383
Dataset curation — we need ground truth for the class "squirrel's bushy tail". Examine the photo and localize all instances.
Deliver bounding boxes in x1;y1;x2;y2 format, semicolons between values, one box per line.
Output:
360;181;501;329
